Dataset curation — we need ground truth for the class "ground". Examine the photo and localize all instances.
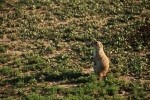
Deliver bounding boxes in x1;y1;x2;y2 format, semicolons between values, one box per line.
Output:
0;0;150;99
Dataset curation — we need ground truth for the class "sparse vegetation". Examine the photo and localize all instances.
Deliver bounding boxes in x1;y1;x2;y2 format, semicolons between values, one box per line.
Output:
0;0;150;100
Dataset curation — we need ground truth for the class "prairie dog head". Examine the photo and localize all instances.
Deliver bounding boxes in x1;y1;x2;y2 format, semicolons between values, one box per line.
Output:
93;41;103;50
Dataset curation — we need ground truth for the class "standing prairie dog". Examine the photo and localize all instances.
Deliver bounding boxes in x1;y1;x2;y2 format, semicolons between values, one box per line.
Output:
93;41;109;80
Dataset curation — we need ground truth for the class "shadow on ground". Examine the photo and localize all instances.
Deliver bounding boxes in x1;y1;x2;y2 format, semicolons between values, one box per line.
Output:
2;71;90;86
44;71;90;83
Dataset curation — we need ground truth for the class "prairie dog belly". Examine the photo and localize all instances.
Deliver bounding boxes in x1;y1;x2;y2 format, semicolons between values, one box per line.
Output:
93;61;103;74
93;48;96;57
93;49;102;73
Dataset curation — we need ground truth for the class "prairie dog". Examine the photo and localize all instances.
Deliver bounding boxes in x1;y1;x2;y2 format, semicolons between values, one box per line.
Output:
93;41;109;79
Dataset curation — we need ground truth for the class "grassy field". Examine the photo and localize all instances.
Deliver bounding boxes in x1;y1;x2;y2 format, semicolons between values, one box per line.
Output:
0;0;150;99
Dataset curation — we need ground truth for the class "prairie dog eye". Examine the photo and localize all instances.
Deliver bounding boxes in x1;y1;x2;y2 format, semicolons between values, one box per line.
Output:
93;41;103;48
99;42;103;46
97;41;102;45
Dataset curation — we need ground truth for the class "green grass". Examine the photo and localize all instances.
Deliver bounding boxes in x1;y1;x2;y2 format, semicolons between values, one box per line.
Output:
0;0;150;100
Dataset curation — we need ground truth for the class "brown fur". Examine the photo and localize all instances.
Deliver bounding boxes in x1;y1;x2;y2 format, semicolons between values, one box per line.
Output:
93;41;109;80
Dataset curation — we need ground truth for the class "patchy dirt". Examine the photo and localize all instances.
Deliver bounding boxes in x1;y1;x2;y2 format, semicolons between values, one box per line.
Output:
119;75;150;84
55;83;79;88
6;50;24;56
119;75;136;83
82;67;93;74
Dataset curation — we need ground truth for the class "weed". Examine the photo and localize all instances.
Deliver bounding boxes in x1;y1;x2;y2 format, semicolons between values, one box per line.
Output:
0;45;7;53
